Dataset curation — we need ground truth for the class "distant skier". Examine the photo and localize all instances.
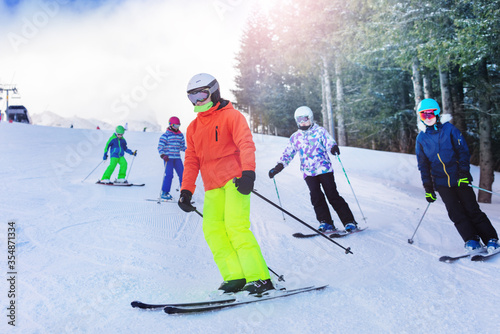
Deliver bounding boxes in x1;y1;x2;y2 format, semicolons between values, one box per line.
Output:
178;73;274;295
269;106;358;233
415;98;499;254
157;116;186;200
100;125;137;184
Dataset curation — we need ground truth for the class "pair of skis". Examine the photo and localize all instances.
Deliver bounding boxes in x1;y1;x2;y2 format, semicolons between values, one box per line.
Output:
293;227;367;239
132;285;327;314
145;198;175;203
439;248;500;263
96;181;145;187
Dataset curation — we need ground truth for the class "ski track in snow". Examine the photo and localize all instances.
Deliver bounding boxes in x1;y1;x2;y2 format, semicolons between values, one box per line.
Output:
1;123;500;333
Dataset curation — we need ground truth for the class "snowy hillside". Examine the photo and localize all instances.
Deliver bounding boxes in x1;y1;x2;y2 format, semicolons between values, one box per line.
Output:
1;122;499;334
30;110;162;132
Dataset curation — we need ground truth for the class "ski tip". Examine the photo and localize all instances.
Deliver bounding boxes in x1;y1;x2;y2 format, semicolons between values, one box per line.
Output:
131;301;140;308
471;255;485;262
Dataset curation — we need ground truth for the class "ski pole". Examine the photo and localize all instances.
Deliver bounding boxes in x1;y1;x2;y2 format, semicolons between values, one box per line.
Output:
157;162;169;204
408;202;431;244
268;267;285;282
193;208;285;281
273;178;286;221
251;189;353;254
469;184;500;197
336;155;367;224
81;160;104;183
125;152;137;181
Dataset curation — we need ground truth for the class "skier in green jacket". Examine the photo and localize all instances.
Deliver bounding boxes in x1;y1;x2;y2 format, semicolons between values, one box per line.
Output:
100;125;137;184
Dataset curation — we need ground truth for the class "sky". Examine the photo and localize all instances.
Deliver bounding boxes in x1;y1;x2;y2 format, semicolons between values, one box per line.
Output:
0;0;271;128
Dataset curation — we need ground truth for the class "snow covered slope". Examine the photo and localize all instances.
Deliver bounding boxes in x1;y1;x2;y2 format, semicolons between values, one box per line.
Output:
30;110;162;132
1;122;499;333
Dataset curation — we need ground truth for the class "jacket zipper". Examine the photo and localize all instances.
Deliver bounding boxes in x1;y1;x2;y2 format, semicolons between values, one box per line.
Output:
215;126;219;142
437;153;451;187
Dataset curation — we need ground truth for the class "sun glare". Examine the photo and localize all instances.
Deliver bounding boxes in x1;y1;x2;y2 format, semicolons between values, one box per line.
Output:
254;0;279;13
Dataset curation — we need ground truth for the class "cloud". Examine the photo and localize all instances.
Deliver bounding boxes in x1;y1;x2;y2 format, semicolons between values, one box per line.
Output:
0;0;253;128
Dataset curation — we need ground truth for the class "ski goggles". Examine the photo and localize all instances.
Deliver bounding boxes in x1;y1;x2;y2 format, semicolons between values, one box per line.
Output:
187;89;210;104
296;116;310;124
171;123;180;129
419;110;437;121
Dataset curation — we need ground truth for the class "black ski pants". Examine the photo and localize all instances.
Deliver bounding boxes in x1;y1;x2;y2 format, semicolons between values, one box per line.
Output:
304;172;355;227
437;185;498;244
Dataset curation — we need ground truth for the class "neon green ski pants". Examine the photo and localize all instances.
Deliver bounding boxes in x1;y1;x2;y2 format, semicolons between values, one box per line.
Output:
102;157;127;180
203;180;270;282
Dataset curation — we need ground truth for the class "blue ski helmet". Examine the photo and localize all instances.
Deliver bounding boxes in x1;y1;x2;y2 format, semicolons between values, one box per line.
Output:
417;98;441;116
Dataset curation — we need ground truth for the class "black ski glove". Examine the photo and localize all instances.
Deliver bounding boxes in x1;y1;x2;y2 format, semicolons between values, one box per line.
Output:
234;170;255;195
457;170;472;187
178;190;196;212
424;183;436;203
331;145;340;156
268;163;284;179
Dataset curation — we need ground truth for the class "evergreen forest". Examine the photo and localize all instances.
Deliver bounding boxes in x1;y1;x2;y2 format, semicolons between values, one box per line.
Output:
232;0;500;202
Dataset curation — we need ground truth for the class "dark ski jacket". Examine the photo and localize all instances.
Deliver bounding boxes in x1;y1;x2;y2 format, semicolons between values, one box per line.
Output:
415;121;470;189
104;134;133;158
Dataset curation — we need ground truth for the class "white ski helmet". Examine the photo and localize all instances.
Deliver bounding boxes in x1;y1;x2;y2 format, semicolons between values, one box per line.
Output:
186;73;221;105
186;73;219;94
294;106;314;130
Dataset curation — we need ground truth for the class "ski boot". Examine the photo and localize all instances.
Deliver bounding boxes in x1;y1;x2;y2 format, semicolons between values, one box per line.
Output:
218;279;246;294
161;192;173;200
464;239;483;254
115;178;128;184
241;279;275;296
486;239;500;254
318;221;336;233
345;222;358;233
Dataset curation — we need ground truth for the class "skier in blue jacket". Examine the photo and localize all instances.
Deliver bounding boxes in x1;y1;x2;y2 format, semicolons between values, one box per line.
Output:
101;125;136;183
415;98;499;254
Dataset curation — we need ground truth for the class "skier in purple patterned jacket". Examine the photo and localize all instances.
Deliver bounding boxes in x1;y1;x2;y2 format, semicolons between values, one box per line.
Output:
269;106;358;233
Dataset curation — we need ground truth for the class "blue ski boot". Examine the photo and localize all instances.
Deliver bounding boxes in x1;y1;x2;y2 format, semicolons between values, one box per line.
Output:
318;221;336;233
486;239;500;254
345;222;358;233
464;239;482;254
161;192;173;200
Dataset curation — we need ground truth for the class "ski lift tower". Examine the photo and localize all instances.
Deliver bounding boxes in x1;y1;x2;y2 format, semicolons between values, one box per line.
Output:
0;84;19;122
